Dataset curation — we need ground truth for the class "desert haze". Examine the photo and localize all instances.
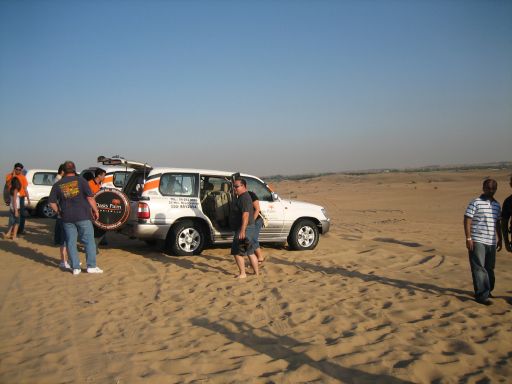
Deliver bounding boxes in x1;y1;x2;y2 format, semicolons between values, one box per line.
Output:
0;169;511;383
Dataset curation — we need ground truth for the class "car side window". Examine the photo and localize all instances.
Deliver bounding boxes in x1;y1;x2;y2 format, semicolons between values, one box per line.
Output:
244;177;273;202
33;172;57;186
113;172;131;188
160;173;198;197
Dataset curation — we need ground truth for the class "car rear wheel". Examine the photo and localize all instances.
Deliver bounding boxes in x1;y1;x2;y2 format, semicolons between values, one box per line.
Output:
288;219;319;250
38;201;57;219
166;220;205;256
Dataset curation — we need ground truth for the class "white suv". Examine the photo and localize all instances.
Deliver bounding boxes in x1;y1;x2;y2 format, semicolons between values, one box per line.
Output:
25;169;58;218
121;164;330;256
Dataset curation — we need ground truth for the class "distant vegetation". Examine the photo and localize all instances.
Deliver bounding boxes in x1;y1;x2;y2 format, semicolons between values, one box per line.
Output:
263;161;511;182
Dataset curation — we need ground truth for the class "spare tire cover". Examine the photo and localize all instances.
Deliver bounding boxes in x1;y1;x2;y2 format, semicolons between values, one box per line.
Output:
93;188;131;231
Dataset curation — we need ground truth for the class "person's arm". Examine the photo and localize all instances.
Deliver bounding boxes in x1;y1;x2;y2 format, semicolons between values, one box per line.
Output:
253;199;261;221
496;218;502;252
464;216;473;251
48;185;58;215
22;176;29;204
49;202;59;215
502;216;512;252
87;196;99;220
239;212;249;240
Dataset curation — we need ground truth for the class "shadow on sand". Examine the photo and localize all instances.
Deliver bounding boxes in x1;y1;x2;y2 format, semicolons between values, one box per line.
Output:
0;239;61;270
191;317;414;384
116;239;234;277
373;237;422;248
271;256;474;302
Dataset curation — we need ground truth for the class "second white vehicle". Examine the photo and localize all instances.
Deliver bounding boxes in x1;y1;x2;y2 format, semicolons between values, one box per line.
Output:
25;169;58;218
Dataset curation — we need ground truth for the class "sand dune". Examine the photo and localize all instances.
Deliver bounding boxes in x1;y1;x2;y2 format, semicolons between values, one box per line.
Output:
1;169;511;383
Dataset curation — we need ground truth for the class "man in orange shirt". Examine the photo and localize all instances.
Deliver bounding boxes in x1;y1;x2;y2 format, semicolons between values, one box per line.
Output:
5;163;30;235
88;168;106;195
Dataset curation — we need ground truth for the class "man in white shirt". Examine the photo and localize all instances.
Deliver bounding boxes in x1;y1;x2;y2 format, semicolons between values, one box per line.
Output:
464;179;502;305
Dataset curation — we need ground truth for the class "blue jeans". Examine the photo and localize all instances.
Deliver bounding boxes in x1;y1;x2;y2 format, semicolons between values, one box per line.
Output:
468;242;496;301
63;220;97;269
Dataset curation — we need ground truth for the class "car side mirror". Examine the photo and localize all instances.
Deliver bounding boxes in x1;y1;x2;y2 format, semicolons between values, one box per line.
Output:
271;192;280;201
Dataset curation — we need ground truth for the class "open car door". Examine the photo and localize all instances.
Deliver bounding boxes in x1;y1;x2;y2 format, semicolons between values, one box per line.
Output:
97;155;150;171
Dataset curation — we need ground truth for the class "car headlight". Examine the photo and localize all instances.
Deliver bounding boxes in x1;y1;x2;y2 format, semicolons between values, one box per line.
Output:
321;208;329;220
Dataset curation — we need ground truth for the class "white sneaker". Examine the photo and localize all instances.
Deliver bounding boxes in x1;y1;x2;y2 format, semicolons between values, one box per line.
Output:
87;267;103;274
72;268;81;275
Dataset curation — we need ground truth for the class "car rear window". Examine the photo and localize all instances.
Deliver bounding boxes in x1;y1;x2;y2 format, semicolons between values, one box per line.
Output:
113;171;132;188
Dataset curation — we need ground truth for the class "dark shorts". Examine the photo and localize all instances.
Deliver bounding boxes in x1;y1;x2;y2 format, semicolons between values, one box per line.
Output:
54;218;66;246
231;225;257;256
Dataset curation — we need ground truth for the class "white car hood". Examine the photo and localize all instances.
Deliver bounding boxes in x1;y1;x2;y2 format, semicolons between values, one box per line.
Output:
281;199;323;211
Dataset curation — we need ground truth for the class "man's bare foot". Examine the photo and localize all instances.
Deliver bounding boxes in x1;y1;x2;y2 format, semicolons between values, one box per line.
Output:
235;274;247;279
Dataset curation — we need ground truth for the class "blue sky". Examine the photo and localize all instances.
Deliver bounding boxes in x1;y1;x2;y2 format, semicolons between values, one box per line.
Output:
1;0;511;176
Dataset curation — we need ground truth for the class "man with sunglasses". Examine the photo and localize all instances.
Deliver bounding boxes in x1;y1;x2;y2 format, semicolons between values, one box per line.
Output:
231;178;259;278
5;163;30;235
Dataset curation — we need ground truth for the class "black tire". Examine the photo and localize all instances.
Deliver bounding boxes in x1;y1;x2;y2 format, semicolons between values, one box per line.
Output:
166;220;206;256
288;219;319;251
37;200;57;219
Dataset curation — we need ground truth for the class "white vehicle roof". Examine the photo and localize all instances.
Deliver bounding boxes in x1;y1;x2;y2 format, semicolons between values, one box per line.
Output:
148;167;261;181
94;157;263;183
25;169;57;174
81;165;136;173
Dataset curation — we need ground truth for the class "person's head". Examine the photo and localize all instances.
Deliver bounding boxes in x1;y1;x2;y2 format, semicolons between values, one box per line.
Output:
482;178;498;199
94;168;106;182
233;178;247;196
10;176;21;195
13;163;24;176
63;161;76;176
57;163;66;176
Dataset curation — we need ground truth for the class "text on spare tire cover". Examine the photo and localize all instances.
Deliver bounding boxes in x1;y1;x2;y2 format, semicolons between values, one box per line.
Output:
93;189;130;231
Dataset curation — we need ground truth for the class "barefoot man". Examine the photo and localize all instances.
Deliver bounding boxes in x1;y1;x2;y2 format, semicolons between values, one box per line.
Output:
231;178;259;278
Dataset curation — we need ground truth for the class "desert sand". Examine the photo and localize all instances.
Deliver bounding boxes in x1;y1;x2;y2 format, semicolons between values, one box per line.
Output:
0;169;511;383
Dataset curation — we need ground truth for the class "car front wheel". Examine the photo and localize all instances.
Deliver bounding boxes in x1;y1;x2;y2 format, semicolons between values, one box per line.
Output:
288;219;319;250
166;220;206;256
38;201;57;219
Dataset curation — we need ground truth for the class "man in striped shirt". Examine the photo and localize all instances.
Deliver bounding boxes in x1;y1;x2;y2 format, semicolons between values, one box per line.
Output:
464;179;502;305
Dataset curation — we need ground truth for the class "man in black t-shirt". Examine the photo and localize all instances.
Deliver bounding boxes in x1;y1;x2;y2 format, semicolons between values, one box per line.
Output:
49;161;102;275
230;178;259;278
502;176;512;253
